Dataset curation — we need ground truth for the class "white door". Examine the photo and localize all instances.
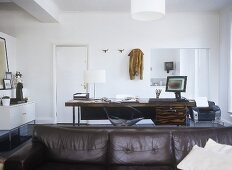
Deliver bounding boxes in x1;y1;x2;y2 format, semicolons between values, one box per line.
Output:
56;46;87;123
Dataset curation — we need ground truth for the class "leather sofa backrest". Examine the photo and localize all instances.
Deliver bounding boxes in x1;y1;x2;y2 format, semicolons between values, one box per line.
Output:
32;126;232;167
33;126;108;164
109;131;173;166
172;127;232;164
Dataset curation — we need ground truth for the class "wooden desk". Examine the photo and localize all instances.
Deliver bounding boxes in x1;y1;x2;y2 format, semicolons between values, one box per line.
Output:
65;98;196;126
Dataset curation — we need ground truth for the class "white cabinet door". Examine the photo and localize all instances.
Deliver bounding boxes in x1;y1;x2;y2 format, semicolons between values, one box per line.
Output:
21;102;35;124
0;102;35;130
56;46;87;123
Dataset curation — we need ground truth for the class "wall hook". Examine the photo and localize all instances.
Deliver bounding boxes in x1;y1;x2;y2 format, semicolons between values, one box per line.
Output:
118;49;124;53
102;49;109;53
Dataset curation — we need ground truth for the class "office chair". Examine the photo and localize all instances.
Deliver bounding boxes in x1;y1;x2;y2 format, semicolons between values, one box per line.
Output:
104;106;143;126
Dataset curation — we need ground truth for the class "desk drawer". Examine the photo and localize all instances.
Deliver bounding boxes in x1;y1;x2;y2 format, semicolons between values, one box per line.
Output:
155;107;186;125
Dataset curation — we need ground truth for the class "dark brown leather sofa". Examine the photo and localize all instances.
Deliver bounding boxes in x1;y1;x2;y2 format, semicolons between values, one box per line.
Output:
4;126;232;170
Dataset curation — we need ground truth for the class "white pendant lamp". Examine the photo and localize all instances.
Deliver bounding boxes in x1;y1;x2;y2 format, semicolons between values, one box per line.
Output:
131;0;165;21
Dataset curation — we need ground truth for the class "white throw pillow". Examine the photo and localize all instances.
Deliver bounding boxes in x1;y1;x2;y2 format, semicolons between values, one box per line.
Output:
177;145;232;170
204;138;232;154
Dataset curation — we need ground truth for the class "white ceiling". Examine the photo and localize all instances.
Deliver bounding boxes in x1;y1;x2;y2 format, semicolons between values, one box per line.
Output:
0;0;232;13
0;0;231;22
52;0;232;13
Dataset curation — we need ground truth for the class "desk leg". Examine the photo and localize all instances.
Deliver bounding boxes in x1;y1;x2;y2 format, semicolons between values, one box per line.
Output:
73;106;75;126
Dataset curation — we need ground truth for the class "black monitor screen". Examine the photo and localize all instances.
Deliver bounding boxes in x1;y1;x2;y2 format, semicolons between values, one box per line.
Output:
165;76;187;92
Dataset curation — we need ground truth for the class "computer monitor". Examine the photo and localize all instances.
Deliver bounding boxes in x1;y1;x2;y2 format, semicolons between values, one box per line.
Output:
165;76;187;100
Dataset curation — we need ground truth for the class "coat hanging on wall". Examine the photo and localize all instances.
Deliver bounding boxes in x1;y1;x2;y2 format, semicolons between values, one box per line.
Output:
128;48;144;80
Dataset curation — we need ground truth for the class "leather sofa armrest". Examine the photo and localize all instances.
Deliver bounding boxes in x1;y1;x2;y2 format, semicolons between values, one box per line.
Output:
4;141;47;170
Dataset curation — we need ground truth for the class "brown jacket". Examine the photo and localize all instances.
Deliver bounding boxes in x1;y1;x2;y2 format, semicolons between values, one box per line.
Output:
128;49;144;80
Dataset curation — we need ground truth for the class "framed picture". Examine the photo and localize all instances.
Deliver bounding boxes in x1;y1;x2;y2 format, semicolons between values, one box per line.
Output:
3;79;11;89
0;37;9;89
166;76;187;92
164;62;174;73
5;72;12;80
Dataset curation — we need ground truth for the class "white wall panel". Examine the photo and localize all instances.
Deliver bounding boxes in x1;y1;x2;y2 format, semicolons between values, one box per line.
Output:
0;10;220;123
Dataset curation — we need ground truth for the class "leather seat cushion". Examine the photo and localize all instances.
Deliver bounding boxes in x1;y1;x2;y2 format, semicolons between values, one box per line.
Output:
109;131;173;165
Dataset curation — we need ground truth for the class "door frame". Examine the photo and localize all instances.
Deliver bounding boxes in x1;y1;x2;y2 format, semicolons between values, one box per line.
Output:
52;44;89;124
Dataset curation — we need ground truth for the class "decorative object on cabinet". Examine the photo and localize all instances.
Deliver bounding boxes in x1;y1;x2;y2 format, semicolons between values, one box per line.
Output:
16;82;23;101
155;89;162;98
128;48;144;80
3;79;11;89
14;71;23;83
1;96;10;106
164;62;174;73
0;37;9;89
12;71;25;102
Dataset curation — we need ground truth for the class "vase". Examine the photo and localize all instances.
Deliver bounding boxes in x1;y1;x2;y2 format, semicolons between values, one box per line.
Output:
2;98;10;106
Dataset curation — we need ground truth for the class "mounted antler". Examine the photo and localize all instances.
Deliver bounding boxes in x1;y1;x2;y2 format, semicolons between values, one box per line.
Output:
118;49;124;53
102;49;109;53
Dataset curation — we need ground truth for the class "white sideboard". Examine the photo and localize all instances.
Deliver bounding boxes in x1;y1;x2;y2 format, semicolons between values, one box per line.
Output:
0;102;35;130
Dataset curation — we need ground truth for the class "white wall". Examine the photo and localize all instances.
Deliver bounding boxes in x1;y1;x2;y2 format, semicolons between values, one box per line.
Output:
219;7;232;123
0;8;220;123
150;48;180;78
196;49;209;97
180;49;210;99
180;49;195;98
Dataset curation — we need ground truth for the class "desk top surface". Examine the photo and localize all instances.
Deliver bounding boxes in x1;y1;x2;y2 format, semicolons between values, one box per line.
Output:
65;98;196;107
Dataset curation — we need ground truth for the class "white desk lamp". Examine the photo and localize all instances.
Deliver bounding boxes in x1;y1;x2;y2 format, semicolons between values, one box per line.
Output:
84;70;106;99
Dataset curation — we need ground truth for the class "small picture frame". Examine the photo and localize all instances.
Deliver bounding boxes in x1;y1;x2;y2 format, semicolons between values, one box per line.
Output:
5;72;12;80
3;79;11;89
164;62;174;73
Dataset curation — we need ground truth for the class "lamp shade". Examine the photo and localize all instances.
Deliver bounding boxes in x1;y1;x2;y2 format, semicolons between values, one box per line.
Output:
84;70;106;83
131;0;165;21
